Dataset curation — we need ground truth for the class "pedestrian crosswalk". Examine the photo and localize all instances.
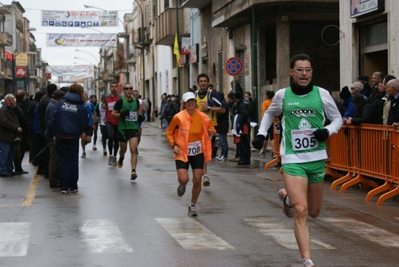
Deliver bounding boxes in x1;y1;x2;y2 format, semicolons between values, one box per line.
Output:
155;218;234;250
80;219;134;253
244;217;336;250
0;216;397;257
0;222;31;257
321;218;399;248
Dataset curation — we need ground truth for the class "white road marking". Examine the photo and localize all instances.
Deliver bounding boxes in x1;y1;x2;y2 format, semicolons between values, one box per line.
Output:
245;217;335;250
80;220;133;253
156;218;234;250
322;218;399;247
0;222;31;257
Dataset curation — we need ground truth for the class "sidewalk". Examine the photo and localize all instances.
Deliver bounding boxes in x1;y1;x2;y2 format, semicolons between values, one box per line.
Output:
144;119;277;167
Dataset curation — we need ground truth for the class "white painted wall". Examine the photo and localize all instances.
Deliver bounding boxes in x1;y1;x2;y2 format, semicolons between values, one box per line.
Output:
157;45;172;98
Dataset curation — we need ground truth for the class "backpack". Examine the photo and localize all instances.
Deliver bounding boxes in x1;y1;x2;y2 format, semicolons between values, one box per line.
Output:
243;98;255;122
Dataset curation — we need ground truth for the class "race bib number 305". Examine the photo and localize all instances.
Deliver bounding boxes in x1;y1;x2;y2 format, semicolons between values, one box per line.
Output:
291;129;318;151
188;141;202;156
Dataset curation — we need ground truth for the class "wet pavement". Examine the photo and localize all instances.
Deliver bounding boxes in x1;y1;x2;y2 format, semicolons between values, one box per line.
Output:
0;120;397;266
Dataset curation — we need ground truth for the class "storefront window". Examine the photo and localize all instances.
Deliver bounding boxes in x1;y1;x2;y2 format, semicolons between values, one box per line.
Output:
361;21;387;48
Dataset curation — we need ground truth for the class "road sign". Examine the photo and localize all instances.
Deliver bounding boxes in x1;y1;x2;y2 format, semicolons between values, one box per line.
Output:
225;57;243;76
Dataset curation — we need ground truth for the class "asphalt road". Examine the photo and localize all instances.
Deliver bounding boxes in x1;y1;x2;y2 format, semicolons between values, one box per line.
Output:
0;121;398;267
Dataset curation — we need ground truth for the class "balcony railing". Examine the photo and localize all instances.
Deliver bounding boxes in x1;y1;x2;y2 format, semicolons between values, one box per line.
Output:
154;8;184;46
0;32;13;46
179;0;212;9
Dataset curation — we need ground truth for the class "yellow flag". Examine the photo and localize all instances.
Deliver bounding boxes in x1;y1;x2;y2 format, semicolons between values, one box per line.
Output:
173;33;181;67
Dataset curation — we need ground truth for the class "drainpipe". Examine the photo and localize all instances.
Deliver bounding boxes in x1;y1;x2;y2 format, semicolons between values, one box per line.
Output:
251;7;258;133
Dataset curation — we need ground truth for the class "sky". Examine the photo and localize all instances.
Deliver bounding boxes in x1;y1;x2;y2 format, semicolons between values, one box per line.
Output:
14;0;134;66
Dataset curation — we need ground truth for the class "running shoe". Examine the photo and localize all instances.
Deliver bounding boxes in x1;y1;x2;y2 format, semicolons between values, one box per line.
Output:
218;156;227;162
113;157;117;166
202;175;210;187
81;152;86;158
71;189;78;194
278;188;294;218
131;171;137;180
215;155;221;160
188;205;198;217
93;146;97;151
61;190;67;194
303;259;314;267
259;150;265;157
177;184;186;197
117;157;124;168
108;156;113;166
103;150;107;156
271;152;276;159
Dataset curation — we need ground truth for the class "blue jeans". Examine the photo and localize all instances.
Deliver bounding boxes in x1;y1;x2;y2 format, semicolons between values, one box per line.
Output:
0;141;15;175
56;138;79;191
219;133;228;158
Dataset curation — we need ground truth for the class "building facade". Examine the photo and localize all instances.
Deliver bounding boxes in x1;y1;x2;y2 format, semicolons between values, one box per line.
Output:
339;0;398;88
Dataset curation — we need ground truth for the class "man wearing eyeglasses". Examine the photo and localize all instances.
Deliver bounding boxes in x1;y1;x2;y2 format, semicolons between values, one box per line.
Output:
252;54;342;267
111;83;144;180
102;81;121;166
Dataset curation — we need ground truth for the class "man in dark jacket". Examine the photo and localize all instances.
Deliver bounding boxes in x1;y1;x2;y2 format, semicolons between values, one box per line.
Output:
233;91;250;165
28;90;45;163
343;94;382;125
215;91;229;161
45;89;65;188
386;79;399;126
0;94;23;177
37;84;57;177
51;84;88;194
14;90;29;174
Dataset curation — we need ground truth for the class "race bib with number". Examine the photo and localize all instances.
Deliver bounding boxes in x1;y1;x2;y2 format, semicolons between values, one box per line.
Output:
108;101;116;111
291;128;318;151
125;111;138;122
188;141;202;156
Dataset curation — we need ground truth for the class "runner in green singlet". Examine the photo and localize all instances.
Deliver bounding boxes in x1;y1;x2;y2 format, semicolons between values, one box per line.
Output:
252;54;343;267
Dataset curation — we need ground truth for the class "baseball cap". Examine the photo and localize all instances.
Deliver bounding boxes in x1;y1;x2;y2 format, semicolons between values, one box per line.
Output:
182;92;196;103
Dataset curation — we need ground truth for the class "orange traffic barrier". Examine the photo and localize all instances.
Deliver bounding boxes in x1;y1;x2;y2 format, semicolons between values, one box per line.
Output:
264;119;281;172
263;122;399;205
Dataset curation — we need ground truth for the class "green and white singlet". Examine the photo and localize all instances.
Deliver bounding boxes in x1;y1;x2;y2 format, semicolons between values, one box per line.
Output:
281;86;327;164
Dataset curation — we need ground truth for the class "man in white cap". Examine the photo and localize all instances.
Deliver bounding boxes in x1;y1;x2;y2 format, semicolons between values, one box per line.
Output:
343;81;364;119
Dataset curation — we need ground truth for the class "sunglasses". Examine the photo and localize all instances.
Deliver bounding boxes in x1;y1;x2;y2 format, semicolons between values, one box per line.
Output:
124;87;133;90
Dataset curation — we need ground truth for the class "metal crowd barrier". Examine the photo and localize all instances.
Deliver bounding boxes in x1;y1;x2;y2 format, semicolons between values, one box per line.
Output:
264;122;399;205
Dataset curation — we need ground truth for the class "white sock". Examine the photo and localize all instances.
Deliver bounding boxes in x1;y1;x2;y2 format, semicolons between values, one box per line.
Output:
284;196;292;207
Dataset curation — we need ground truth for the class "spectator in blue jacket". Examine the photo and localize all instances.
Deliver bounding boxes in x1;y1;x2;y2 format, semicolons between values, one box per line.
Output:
343;82;365;119
52;84;88;194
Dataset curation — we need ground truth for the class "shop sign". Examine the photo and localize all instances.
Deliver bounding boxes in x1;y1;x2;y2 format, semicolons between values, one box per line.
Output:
15;67;27;78
350;0;384;18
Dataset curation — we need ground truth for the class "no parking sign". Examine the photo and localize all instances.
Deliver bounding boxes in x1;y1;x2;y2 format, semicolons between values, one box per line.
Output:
225;57;243;76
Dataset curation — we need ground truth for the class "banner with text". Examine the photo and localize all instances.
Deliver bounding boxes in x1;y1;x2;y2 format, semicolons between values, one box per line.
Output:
46;65;93;83
46;33;117;47
42;10;119;27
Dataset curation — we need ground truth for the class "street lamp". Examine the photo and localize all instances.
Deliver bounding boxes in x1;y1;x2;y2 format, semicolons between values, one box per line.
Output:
75;49;99;63
83;4;129;82
132;0;145;97
74;56;94;65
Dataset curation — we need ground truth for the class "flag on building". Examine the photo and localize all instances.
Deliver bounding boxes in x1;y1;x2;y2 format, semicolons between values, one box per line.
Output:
173;33;181;67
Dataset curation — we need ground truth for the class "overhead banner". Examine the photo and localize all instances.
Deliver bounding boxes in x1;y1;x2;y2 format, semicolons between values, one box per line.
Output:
46;33;117;47
41;10;119;27
46;65;93;82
